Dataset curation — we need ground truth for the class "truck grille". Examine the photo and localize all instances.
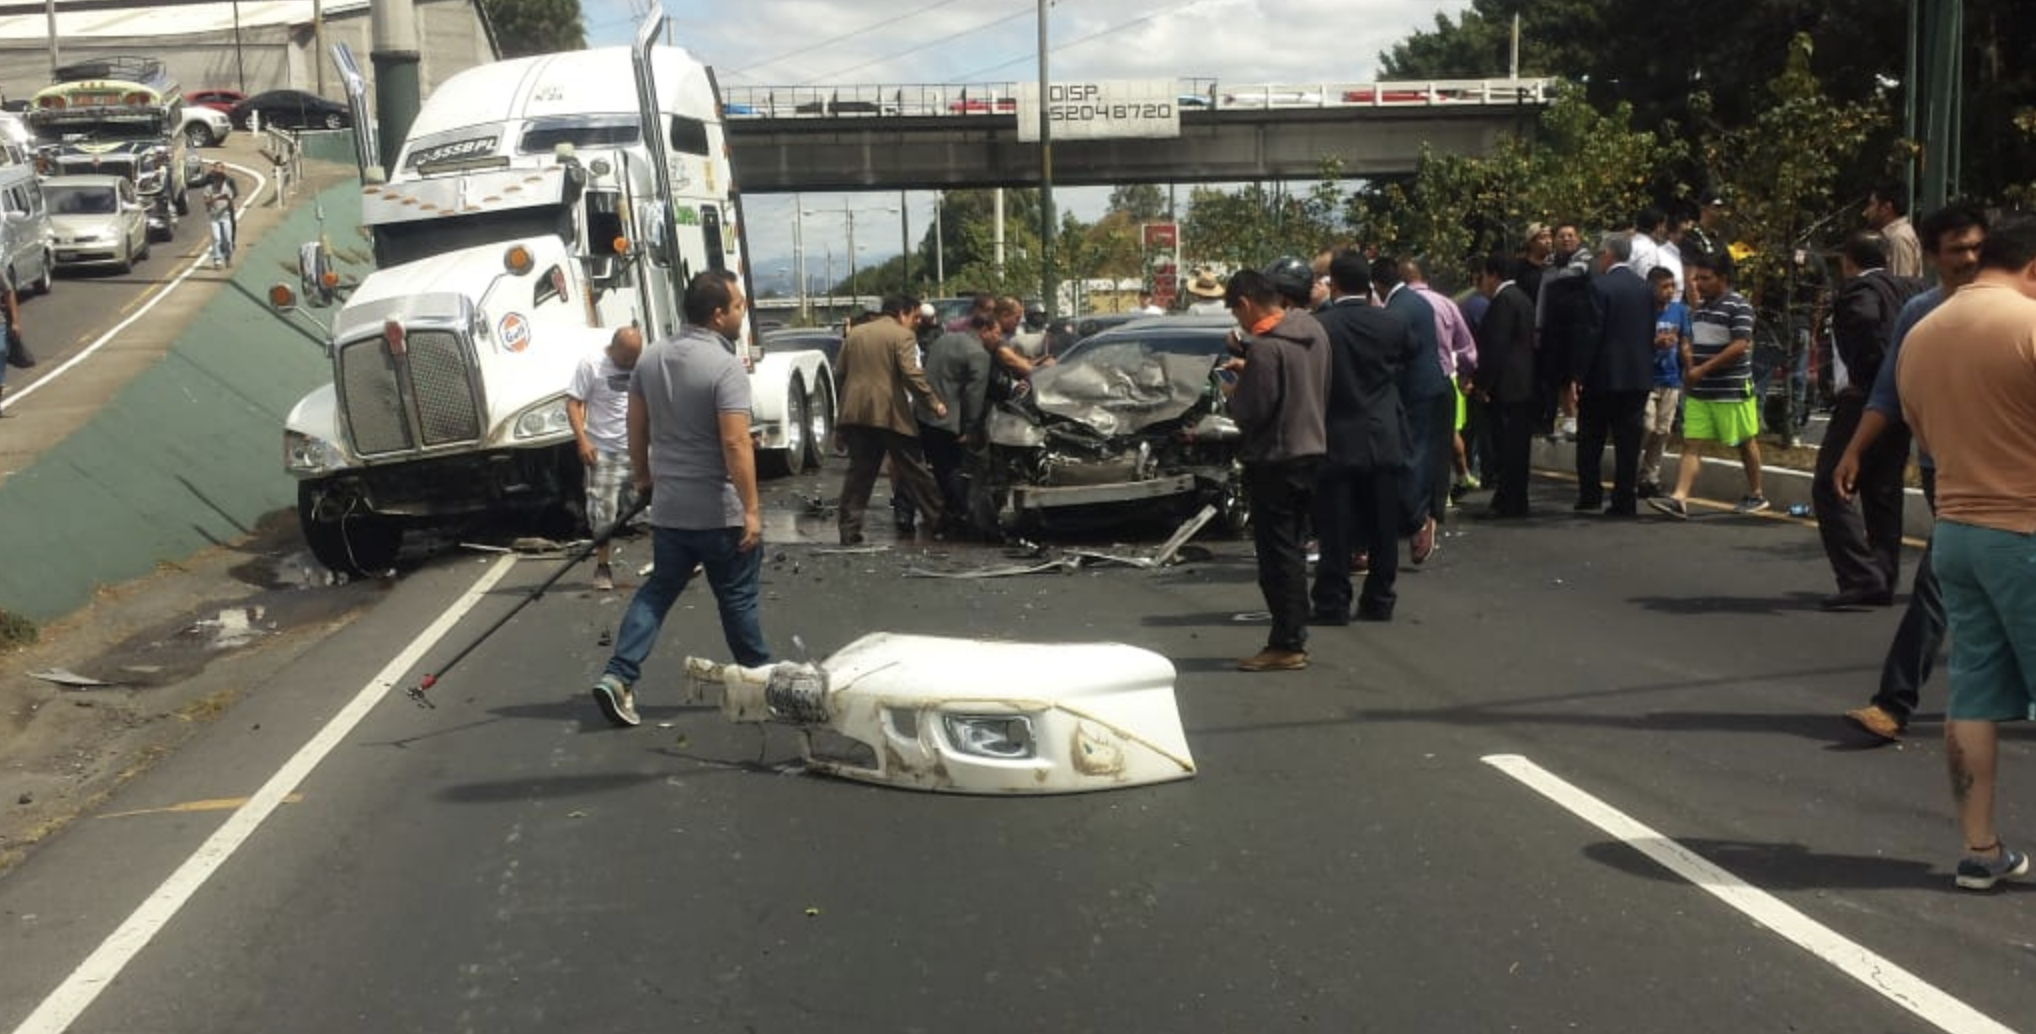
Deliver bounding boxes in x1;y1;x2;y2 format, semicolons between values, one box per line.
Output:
337;329;483;456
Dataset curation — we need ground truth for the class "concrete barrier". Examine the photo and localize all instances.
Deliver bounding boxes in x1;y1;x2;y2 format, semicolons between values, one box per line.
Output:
0;181;363;622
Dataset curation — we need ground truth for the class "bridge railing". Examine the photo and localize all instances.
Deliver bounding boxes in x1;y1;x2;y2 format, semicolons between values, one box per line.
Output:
720;78;1557;119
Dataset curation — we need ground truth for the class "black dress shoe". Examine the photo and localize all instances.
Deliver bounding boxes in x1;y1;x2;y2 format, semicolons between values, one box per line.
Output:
1603;502;1638;517
1308;608;1350;627
1573;498;1603;512
1355;605;1394;623
1821;588;1895;611
1636;482;1662;499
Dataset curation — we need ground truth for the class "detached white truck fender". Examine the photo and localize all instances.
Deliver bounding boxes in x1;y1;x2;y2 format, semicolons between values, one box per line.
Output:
749;345;835;473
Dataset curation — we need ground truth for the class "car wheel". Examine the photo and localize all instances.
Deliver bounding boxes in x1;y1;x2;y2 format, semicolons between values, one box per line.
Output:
184;123;213;149
113;240;132;275
174;186;190;217
323;111;345;130
33;250;51;294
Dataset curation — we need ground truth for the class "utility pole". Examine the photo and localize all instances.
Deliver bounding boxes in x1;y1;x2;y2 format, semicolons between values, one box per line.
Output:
43;0;57;79
1913;0;1963;214
1036;0;1057;318
369;0;421;175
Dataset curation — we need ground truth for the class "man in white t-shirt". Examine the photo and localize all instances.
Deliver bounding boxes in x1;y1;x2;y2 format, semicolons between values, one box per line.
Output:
567;325;645;590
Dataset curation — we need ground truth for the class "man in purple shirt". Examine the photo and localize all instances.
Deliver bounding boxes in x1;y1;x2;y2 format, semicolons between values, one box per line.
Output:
1400;257;1477;533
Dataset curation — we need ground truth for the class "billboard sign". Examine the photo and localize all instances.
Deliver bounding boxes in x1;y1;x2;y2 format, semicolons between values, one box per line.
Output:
1017;80;1180;143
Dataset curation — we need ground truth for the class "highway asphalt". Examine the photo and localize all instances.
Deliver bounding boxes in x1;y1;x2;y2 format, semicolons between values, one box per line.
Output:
0;462;2025;1034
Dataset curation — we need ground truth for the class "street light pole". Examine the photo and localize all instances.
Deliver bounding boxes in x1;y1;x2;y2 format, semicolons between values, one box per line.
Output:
1037;0;1057;319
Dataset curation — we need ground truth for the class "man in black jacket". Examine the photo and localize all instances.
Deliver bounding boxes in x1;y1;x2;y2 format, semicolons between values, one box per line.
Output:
1471;254;1539;517
1814;231;1925;609
1571;234;1658;515
1311;249;1420;624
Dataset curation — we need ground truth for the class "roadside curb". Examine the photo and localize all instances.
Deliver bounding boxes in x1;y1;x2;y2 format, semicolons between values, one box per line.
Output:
1531;437;1934;532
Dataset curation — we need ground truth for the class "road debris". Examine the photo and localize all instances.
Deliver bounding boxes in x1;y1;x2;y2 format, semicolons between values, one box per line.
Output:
28;669;120;688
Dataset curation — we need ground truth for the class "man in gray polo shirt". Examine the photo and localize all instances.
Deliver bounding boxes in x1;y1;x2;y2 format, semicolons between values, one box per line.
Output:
591;270;772;728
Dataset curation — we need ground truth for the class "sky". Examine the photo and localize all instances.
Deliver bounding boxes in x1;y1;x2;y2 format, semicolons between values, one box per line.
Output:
579;0;1482;295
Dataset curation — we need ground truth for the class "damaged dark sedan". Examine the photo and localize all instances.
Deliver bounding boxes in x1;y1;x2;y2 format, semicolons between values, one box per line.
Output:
980;315;1249;536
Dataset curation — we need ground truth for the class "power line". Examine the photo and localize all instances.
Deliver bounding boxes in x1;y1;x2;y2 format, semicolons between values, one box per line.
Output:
727;0;978;79
809;4;1034;85
951;0;1217;82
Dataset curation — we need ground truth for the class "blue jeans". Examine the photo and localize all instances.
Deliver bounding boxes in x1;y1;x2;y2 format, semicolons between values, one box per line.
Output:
604;526;771;686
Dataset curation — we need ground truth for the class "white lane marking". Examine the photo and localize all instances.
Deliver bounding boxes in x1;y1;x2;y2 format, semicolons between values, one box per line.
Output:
1482;754;2018;1034
10;555;520;1034
2;160;271;414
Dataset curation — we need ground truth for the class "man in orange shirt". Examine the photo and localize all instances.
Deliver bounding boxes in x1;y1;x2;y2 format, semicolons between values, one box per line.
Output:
1896;213;2036;891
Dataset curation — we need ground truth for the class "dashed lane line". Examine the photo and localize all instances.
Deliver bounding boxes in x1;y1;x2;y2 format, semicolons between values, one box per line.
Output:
9;554;518;1034
1482;753;2017;1034
0;160;269;415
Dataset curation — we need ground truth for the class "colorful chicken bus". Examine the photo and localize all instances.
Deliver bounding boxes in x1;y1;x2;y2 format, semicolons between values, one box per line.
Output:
27;57;192;237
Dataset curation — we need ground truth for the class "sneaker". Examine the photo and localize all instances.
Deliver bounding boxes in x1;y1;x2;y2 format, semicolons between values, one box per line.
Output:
1955;843;2029;891
591;674;639;727
1411;516;1437;565
592;563;614;592
1636;481;1661;499
1647;496;1690;520
1236;648;1308;672
1843;705;1903;742
1734;495;1771;515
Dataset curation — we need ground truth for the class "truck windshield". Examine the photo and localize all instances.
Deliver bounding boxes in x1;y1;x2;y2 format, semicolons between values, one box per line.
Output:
374;205;569;267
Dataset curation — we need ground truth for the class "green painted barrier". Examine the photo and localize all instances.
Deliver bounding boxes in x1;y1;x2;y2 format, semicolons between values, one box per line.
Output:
0;181;364;623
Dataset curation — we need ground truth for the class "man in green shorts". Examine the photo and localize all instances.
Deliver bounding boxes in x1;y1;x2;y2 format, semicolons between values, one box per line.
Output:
1648;250;1767;518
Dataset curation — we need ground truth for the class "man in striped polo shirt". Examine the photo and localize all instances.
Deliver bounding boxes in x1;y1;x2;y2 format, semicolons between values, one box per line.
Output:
1648;250;1768;518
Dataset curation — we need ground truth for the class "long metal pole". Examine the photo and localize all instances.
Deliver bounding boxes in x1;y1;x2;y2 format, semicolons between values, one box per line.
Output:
934;193;945;293
233;0;246;92
43;0;57;78
1037;0;1057;318
794;194;807;323
900;189;910;290
847;207;858;306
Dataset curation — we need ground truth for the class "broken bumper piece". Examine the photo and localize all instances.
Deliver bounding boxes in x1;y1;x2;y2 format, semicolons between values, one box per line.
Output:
685;632;1196;795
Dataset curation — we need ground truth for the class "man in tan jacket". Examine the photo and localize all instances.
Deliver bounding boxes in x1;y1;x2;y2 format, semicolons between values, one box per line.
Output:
836;294;947;544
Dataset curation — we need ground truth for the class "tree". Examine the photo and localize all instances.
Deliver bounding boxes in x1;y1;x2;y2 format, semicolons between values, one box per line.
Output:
1343;84;1683;285
1107;184;1168;222
1694;34;1893;308
1182;162;1349;272
483;0;587;59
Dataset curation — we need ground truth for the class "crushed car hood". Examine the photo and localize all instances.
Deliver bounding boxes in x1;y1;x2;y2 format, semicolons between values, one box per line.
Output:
989;349;1217;447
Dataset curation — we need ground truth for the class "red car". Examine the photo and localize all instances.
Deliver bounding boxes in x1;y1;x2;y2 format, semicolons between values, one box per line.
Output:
187;89;247;116
947;97;1017;114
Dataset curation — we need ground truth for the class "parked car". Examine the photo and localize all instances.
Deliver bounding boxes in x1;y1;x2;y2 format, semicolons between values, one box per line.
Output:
180;105;232;147
1220;87;1325;108
0;162;54;295
947;97;1016;114
763;326;842;389
981;315;1247;537
228;89;350;131
186;88;247;115
44;174;149;273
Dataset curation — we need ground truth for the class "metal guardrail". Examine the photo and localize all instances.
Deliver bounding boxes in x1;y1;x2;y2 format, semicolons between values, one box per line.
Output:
259;124;302;206
719;77;1556;119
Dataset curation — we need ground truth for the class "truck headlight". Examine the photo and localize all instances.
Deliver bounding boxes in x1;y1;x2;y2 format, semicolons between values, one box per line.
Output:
284;430;344;473
941;714;1035;759
512;398;572;440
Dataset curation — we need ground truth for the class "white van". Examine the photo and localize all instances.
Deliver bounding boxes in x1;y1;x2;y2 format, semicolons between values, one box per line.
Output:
0;164;52;295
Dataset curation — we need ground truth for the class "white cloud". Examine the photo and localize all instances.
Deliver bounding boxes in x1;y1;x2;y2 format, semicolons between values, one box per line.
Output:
575;0;1478;299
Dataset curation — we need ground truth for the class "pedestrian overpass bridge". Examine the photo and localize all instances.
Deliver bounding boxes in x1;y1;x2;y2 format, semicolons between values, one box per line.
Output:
723;77;1556;193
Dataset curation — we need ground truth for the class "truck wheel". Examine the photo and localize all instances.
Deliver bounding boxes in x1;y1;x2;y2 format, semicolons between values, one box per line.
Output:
299;483;402;575
758;373;809;478
802;378;836;471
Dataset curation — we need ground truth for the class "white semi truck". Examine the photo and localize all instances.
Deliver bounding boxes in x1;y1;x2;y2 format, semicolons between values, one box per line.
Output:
278;19;834;574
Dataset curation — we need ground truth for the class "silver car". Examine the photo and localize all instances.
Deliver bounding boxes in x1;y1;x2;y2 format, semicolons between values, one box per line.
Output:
45;175;150;274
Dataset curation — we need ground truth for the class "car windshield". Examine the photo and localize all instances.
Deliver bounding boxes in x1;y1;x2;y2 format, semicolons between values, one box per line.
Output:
47;186;117;214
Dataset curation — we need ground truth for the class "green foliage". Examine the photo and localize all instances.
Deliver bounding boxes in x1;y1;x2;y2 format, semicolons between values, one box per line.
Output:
1107;184;1168;221
1182;159;1349;271
1344;83;1683;284
483;0;587;58
0;608;36;650
1696;34;1893;301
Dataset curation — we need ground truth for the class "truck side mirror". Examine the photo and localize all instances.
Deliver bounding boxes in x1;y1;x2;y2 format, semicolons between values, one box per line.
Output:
299;240;337;307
